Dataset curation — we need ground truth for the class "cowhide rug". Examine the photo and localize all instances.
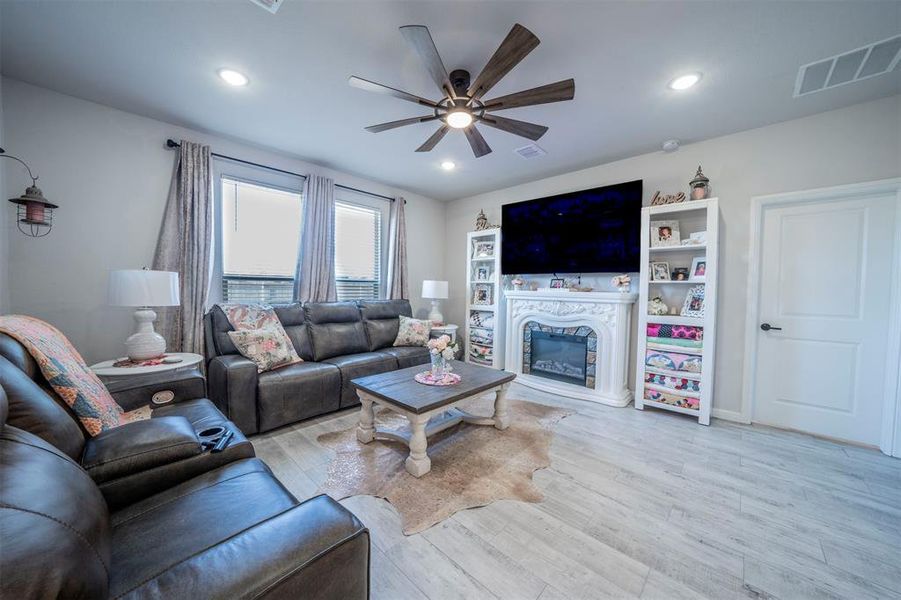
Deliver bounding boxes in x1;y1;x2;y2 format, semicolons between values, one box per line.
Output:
316;395;571;534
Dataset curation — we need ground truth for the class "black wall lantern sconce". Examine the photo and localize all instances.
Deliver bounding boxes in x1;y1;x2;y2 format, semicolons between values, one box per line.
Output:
1;147;58;237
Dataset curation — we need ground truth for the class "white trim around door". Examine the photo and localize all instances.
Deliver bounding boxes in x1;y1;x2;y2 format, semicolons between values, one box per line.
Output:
742;178;901;456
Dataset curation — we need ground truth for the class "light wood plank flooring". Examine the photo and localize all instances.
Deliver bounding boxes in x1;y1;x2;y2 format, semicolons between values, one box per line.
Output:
254;382;901;600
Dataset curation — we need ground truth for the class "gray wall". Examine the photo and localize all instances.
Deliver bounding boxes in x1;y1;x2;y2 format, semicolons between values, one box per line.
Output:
1;78;446;364
444;95;901;421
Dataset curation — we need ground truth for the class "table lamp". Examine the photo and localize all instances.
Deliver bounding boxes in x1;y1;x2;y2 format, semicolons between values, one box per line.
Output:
421;280;449;325
109;269;180;360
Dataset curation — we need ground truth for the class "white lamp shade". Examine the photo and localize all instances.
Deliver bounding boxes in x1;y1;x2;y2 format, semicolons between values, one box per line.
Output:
109;270;180;307
421;280;449;299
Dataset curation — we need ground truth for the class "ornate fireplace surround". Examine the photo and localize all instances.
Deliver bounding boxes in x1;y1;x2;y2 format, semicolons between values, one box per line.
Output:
504;290;638;406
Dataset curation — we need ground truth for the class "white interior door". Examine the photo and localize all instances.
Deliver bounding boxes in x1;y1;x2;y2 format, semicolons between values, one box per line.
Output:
752;191;897;446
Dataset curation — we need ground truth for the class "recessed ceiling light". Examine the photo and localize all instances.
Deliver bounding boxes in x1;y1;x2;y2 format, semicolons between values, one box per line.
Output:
446;110;473;129
441;161;456;171
218;68;249;87
668;72;702;91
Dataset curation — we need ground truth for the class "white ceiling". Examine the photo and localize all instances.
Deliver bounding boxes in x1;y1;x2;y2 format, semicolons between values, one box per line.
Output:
2;1;899;201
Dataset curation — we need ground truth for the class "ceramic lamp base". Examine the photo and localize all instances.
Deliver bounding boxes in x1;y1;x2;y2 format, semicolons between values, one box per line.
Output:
428;300;444;325
126;307;166;360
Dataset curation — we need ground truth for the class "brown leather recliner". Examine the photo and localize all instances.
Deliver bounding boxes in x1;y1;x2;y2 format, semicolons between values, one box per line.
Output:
0;331;255;509
0;383;371;599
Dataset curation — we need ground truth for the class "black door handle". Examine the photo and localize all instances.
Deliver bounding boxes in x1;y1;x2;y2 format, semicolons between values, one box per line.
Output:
760;323;782;331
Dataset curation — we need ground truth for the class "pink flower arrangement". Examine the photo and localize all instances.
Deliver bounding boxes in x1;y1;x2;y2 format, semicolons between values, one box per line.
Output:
427;334;457;361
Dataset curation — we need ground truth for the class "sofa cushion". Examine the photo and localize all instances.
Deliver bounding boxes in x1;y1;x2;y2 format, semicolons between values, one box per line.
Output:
257;361;342;432
228;328;303;373
208;305;239;355
323;352;398;408
109;458;297;598
393;315;432;347
374;346;431;369
358;299;413;351
305;302;369;361
273;302;314;361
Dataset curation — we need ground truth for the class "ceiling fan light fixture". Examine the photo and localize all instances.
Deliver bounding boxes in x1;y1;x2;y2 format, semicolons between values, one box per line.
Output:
440;160;456;171
668;72;702;91
218;68;249;87
446;110;473;129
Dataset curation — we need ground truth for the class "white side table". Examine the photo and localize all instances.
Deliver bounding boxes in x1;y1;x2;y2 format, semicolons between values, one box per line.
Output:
90;352;203;384
430;324;459;343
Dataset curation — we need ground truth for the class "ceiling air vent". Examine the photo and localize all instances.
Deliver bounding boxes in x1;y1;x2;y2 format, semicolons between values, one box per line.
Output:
248;0;283;14
514;143;547;159
794;34;901;97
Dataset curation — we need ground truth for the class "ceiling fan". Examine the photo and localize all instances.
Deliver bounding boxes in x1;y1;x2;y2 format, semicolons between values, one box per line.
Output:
349;24;575;158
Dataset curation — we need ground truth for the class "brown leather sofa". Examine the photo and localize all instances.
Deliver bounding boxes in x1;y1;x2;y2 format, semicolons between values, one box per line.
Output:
205;299;430;435
0;333;370;599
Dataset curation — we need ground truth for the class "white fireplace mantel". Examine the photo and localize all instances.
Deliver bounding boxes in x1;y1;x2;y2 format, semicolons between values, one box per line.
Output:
504;290;638;406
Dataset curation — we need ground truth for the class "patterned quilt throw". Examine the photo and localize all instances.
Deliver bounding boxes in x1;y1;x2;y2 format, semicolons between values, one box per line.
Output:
0;315;137;435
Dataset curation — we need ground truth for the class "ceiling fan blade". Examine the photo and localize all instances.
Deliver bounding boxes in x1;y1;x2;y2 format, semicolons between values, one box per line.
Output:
349;76;439;108
467;23;540;101
464;125;492;158
365;115;439;133
482;78;575;111
416;125;450;152
478;114;548;141
399;25;454;98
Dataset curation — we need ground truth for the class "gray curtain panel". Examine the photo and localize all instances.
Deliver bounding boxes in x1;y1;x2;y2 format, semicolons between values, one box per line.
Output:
294;174;338;302
387;197;409;300
152;140;212;354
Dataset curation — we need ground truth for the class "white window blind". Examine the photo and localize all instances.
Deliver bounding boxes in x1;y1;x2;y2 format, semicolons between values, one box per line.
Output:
334;201;382;301
221;177;302;303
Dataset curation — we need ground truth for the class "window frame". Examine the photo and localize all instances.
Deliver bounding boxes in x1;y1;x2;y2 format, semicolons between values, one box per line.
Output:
210;159;304;306
333;188;390;301
209;160;390;306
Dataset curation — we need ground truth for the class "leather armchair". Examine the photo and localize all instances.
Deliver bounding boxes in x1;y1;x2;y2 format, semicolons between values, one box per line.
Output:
0;385;371;599
0;333;254;510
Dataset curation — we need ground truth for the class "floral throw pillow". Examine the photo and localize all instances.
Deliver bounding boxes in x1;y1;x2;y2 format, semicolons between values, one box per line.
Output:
228;328;302;373
393;315;432;347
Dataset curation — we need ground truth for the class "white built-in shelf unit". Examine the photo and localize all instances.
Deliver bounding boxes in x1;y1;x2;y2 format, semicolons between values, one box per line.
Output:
635;198;719;424
465;229;505;369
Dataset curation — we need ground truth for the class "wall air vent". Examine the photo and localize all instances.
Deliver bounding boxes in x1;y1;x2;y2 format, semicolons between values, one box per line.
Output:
248;0;283;13
514;143;547;159
794;34;901;97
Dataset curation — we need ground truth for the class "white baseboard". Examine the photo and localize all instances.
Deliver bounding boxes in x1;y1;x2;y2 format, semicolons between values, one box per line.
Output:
711;407;749;424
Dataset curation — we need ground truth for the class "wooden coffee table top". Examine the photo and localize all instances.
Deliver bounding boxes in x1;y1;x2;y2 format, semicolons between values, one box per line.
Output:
351;360;516;414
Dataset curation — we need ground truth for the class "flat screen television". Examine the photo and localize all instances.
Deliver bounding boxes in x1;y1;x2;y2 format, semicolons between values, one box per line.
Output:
501;179;642;275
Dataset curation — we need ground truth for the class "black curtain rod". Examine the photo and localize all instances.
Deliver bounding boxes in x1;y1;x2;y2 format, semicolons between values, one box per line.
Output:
165;139;401;203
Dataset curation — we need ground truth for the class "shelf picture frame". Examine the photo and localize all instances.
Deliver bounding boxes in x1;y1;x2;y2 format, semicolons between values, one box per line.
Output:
650;219;681;247
680;284;706;317
473;240;495;258
472;283;493;305
475;265;491;281
650;261;671;281
689;257;707;281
